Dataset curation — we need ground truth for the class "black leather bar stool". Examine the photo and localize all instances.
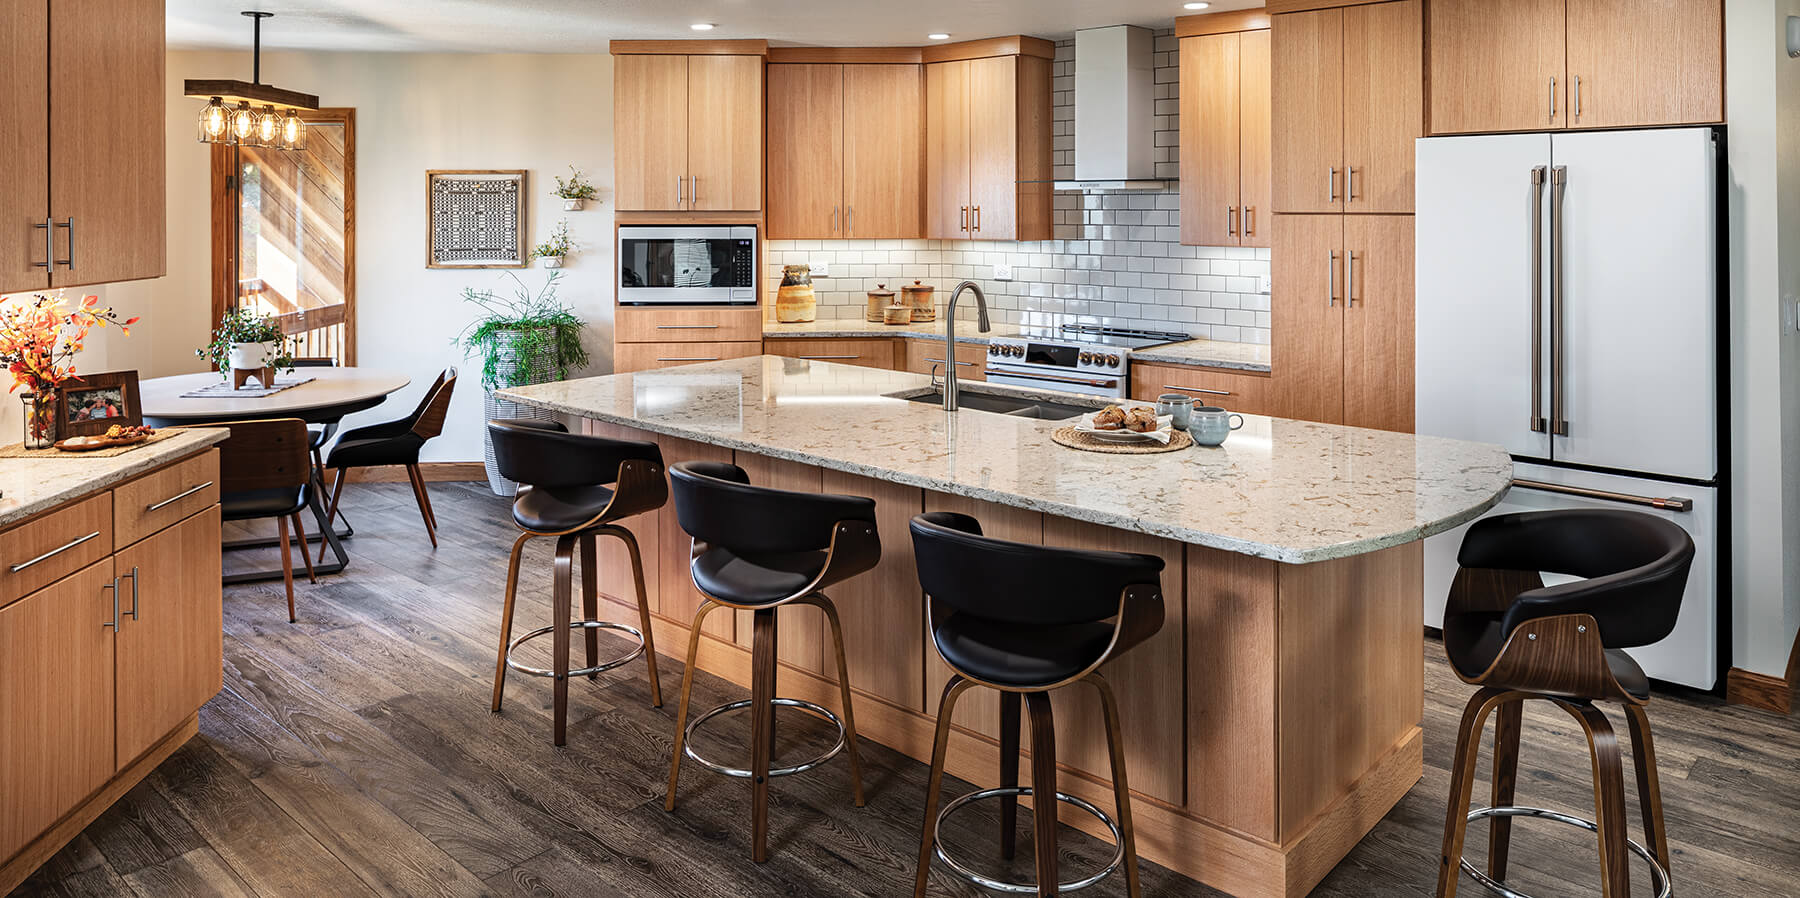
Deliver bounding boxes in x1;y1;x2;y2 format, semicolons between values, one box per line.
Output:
1437;509;1694;898
909;511;1165;898
663;460;880;864
487;419;666;746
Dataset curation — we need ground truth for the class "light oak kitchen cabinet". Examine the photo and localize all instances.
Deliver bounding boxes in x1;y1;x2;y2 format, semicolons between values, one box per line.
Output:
1271;213;1414;431
1427;0;1721;135
924;39;1054;241
763;338;899;370
767;63;923;238
613;305;763;373
612;47;764;212
1180;24;1271;247
1;0;165;294
1129;361;1271;416
1270;0;1419;214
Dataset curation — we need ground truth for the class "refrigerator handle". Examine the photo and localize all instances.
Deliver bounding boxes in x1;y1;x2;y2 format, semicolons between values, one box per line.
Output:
1512;478;1693;513
1550;165;1570;437
1530;166;1548;433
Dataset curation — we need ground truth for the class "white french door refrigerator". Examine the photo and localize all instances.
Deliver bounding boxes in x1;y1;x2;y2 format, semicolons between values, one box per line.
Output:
1415;127;1723;689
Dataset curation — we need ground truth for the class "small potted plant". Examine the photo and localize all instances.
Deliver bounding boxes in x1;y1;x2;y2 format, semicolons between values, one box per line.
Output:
197;308;295;379
553;166;599;211
533;219;574;268
454;271;590;495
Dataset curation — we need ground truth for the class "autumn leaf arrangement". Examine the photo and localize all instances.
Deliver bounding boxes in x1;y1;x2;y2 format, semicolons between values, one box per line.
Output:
0;292;138;395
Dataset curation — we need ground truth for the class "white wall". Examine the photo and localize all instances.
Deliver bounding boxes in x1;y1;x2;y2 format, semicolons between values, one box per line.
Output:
106;50;618;463
1724;0;1800;678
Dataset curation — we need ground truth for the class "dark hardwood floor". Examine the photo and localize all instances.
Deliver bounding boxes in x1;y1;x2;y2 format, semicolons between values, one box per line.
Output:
11;482;1798;897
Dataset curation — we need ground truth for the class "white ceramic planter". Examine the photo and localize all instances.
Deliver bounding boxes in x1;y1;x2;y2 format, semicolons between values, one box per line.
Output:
539;254;564;269
561;197;585;211
227;340;278;370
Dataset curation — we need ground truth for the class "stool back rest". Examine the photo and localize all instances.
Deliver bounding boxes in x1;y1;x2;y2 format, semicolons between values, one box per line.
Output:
488;418;661;488
407;367;458;440
208;418;312;493
670;461;876;555
910;511;1165;629
1458;509;1695;649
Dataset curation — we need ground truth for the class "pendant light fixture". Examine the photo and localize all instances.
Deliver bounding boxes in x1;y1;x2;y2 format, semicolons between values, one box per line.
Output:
185;11;319;150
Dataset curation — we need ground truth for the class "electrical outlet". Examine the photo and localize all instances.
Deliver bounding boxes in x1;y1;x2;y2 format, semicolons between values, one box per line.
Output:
810;261;830;277
1259;275;1273;294
994;263;1014;281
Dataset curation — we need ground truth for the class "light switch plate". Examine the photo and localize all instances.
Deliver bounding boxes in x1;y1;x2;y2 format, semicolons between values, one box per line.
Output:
810;261;830;277
1259;276;1273;294
994;263;1014;281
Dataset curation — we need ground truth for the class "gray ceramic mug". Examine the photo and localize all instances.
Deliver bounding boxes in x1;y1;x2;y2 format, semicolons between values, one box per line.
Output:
1156;393;1194;430
1189;406;1244;446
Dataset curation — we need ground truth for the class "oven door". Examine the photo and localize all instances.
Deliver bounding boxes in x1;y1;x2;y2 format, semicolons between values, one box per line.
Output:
618;226;757;305
985;365;1125;398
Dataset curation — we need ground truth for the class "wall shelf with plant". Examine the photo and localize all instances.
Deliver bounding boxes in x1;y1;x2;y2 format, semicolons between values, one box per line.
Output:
534;219;574;269
553;166;599;211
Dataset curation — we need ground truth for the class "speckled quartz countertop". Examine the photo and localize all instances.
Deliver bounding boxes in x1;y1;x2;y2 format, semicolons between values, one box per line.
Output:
1131;338;1272;373
0;429;228;529
763;321;1273;373
502;357;1510;564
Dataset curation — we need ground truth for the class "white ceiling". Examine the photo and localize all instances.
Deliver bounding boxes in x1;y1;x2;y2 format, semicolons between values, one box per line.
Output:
165;0;1261;53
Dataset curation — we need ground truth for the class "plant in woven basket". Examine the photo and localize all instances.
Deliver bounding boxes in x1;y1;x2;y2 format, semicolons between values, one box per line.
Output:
454;271;589;391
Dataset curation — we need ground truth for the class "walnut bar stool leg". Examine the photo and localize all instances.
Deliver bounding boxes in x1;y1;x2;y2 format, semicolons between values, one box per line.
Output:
1565;701;1633;898
914;676;975;898
748;608;779;863
803;593;865;807
1623;703;1671;875
1437;687;1511;898
998;690;1022;861
1092;673;1143;898
551;534;576;746
665;600;725;812
579;534;600;677
491;533;532;712
1488;696;1525;881
1025;691;1060;897
606;524;663;707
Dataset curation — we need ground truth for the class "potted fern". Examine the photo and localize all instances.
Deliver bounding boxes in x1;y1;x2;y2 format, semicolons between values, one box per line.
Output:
454;271;589;495
553;166;599;211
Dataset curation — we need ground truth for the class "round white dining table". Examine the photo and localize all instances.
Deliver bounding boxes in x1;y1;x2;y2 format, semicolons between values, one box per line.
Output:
140;367;411;424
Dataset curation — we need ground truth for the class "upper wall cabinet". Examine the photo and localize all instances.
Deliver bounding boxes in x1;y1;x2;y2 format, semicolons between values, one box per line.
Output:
1271;0;1420;214
767;63;923;239
1;0;165;295
924;39;1054;242
1180;21;1271;247
1427;0;1722;134
613;46;764;212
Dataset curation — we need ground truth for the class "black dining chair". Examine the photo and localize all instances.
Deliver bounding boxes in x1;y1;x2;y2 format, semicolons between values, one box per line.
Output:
320;367;457;552
664;460;881;864
909;510;1165;898
486;418;668;745
291;357;338;483
1436;509;1694;898
212;418;317;622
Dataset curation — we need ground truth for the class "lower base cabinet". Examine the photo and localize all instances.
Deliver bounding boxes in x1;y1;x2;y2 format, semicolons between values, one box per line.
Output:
902;339;985;381
114;507;223;763
763;337;899;369
1130;362;1272;415
614;340;762;372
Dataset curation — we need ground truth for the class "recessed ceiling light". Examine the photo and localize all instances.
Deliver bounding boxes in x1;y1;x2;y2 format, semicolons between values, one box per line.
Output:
928;33;951;40
1184;2;1210;8
690;22;715;31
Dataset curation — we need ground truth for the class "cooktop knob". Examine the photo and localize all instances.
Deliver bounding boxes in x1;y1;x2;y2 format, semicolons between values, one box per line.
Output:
1104;354;1120;367
1078;351;1093;365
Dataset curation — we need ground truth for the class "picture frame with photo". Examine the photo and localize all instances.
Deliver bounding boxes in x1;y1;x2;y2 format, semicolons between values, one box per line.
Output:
56;370;143;437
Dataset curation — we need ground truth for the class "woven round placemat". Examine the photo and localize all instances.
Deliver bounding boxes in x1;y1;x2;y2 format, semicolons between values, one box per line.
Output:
1052;426;1193;454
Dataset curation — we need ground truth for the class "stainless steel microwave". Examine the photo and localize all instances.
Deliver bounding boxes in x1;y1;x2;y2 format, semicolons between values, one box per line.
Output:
617;225;757;305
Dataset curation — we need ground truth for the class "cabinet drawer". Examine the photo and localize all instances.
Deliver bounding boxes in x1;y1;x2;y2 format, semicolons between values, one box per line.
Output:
614;341;763;372
903;339;986;381
616;306;764;343
764;338;898;370
0;492;112;610
112;449;219;549
1131;362;1272;416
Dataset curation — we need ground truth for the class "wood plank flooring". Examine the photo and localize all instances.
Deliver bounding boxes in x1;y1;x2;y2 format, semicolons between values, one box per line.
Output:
11;482;1798;897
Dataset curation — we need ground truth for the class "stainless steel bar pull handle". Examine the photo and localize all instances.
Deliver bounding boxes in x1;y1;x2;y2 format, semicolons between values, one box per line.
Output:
103;577;120;629
10;530;101;572
1346;167;1355;203
1164;384;1230;396
54;217;73;269
688;176;697;205
833;205;839;233
1244;206;1255;236
1529;166;1548;433
847;206;853;235
1345;251;1356;307
798;355;861;360
657;356;721;362
1227;206;1237;236
1574;75;1582;120
960;206;968;232
121;566;139;621
926;358;975;367
1548;76;1557;122
677;176;685;205
972;205;981;232
657;324;718;329
1550;165;1569;436
1327;250;1338;307
147;481;214;512
31;217;52;269
1513;479;1693;513
1328;167;1338;202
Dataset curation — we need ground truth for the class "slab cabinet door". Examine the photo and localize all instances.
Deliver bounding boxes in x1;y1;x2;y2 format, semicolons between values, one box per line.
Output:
0;559;116;862
114;507;223;766
844;64;924;239
1341;0;1420;214
1271;7;1344;214
965;56;1019;241
687;55;764;212
1180;32;1242;247
1426;0;1566;134
1271;214;1345;424
0;0;49;294
1342;215;1415;432
766;64;844;238
1237;29;1272;248
1565;0;1723;129
614;54;689;211
48;0;165;289
925;60;972;239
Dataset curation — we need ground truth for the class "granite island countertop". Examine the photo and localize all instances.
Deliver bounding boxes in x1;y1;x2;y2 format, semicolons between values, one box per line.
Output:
763;321;1274;372
0;429;230;529
501;357;1511;564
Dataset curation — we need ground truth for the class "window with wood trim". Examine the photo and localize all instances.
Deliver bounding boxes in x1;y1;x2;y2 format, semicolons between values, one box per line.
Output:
210;108;356;363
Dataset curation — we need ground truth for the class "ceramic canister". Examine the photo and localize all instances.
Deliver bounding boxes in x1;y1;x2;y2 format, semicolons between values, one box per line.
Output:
866;283;896;322
776;264;816;323
902;280;935;322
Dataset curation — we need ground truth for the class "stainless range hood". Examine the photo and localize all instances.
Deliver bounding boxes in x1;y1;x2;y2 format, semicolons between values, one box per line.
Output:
1053;25;1173;192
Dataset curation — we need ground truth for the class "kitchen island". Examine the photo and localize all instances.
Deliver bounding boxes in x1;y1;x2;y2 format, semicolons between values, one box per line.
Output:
500;356;1512;898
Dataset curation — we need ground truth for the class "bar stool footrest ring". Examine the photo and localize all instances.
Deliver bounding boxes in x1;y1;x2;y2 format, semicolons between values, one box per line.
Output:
505;620;646;679
931;786;1124;894
1460;805;1671;898
683;698;847;779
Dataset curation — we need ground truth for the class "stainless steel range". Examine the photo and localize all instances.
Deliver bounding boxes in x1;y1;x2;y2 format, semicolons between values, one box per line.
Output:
983;324;1189;398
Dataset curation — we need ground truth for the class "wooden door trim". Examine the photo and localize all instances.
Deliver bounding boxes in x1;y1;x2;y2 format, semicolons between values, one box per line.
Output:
610;39;768;56
1177;9;1272;37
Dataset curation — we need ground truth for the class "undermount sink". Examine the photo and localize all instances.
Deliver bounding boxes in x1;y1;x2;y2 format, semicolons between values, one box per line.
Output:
893;388;1094;421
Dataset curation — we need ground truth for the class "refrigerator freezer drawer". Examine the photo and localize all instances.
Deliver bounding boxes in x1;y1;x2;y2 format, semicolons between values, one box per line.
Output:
1423;464;1718;690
